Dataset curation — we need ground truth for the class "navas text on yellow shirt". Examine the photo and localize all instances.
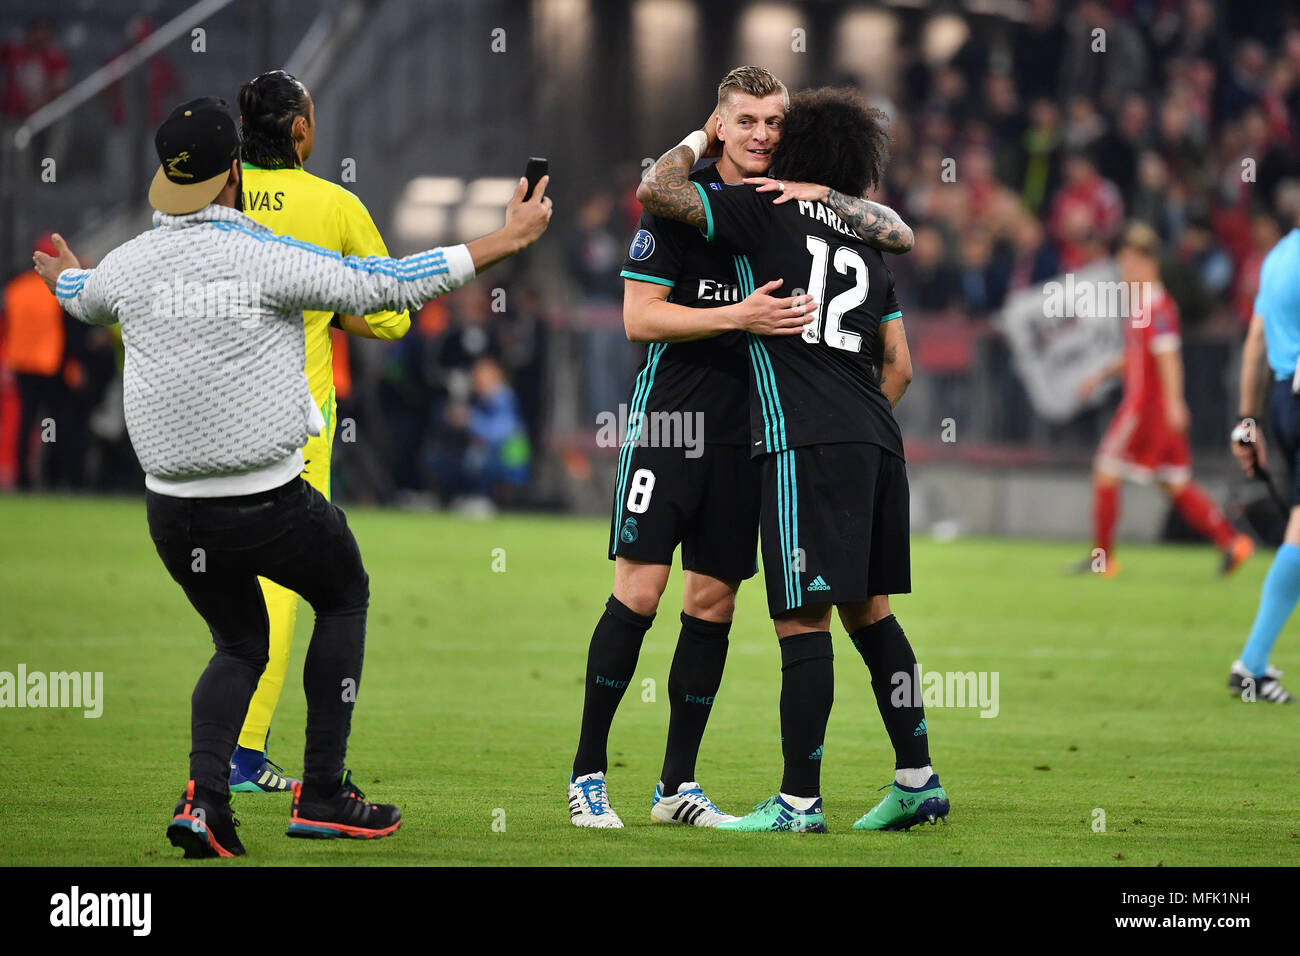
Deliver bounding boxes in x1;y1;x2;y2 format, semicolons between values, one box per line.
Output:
241;163;410;435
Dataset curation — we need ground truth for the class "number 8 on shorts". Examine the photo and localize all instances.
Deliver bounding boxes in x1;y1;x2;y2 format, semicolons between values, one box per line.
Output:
626;468;656;514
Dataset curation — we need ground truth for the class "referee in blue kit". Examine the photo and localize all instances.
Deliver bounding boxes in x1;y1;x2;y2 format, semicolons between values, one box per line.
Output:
1230;201;1300;703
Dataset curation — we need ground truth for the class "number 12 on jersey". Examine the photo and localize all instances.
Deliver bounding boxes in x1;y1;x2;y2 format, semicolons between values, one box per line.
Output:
801;235;866;353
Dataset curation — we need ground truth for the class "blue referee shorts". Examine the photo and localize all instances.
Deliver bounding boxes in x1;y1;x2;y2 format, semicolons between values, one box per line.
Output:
1267;379;1300;506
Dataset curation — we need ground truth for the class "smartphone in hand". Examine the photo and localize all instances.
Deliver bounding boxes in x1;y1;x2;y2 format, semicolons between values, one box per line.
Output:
524;157;548;201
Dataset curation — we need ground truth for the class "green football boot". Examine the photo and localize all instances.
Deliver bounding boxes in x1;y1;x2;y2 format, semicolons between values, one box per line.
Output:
715;794;827;833
853;774;950;831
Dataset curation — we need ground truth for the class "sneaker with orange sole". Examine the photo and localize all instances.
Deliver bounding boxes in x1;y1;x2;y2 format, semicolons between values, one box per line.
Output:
286;770;401;840
167;780;245;858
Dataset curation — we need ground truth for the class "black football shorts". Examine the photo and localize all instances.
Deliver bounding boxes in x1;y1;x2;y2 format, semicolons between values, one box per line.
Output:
759;442;911;618
608;442;759;581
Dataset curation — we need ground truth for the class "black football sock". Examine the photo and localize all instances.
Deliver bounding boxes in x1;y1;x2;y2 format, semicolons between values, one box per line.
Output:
850;614;931;769
572;595;655;778
778;631;834;799
660;612;731;794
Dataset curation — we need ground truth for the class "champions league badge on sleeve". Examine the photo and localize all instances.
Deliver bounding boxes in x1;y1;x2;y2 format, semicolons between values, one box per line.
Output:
629;229;655;261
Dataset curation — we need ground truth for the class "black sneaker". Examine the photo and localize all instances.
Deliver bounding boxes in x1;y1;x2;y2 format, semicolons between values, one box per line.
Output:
286;770;401;839
1229;660;1296;703
167;780;246;858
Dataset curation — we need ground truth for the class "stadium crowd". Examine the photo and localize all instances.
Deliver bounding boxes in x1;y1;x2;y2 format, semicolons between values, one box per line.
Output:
4;0;1300;500
566;0;1300;457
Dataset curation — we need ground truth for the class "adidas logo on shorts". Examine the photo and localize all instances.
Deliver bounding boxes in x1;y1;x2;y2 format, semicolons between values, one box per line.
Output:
807;575;831;592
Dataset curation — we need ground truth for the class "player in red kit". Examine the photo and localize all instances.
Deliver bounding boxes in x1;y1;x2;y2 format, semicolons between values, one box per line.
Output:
1074;223;1254;576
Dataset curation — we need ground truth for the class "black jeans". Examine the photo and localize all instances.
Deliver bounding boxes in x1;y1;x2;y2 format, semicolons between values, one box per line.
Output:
146;477;369;797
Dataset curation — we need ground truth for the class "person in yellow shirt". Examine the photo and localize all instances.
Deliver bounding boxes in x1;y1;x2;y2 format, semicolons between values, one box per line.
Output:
229;69;410;792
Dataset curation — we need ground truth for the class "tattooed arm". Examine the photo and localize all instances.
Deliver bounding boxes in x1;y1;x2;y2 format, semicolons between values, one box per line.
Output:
744;178;914;253
826;190;914;254
634;144;708;231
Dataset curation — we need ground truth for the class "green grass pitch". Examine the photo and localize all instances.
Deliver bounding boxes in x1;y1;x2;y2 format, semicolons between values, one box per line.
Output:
0;495;1295;866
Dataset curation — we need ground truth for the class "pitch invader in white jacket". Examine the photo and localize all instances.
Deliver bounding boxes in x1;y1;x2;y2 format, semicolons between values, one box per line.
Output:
34;96;551;858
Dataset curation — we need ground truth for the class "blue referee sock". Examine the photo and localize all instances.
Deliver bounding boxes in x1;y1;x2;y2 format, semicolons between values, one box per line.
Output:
1240;543;1300;677
231;744;265;777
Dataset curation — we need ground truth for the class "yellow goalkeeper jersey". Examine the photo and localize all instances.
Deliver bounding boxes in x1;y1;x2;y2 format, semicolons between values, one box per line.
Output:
241;163;410;405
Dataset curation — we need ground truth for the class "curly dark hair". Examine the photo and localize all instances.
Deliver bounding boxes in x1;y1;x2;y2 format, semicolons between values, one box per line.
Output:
769;87;890;197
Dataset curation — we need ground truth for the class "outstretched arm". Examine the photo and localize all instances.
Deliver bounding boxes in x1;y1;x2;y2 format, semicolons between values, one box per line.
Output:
36;234;119;327
259;176;552;317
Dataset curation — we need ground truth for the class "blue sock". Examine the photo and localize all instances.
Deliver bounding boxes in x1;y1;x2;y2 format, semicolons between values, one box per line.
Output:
1240;543;1300;676
231;745;265;777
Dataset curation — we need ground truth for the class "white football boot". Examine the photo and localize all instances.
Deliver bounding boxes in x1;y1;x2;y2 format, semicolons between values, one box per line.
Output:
650;781;739;827
569;772;624;828
1229;660;1295;703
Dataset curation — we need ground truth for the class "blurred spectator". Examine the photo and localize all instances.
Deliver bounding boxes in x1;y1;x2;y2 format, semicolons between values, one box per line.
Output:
1062;96;1105;154
982;72;1025;186
1013;0;1067;103
430;357;530;509
105;15;181;195
2;236;66;489
1218;39;1271;122
438;281;499;377
955;230;1009;316
1017;98;1063;216
1130;151;1179;238
900;225;960;312
1;19;67;120
1006;214;1059;293
106;16;180;128
927;65;973;124
1178;209;1233;300
1228;107;1296;213
1095;93;1151;202
1166;0;1227;65
1234;210;1283;324
1157;92;1207;185
567;189;631;420
1060;1;1149;108
1;19;69;169
1049;151;1124;270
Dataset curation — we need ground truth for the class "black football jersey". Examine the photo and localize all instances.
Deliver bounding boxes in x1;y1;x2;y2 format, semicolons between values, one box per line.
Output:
694;181;905;458
618;163;749;446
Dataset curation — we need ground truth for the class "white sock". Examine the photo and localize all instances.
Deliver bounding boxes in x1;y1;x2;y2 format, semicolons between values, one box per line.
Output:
780;792;820;811
895;766;933;789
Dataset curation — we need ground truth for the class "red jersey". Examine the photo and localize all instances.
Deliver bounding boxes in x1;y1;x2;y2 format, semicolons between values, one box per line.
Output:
1119;285;1180;422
